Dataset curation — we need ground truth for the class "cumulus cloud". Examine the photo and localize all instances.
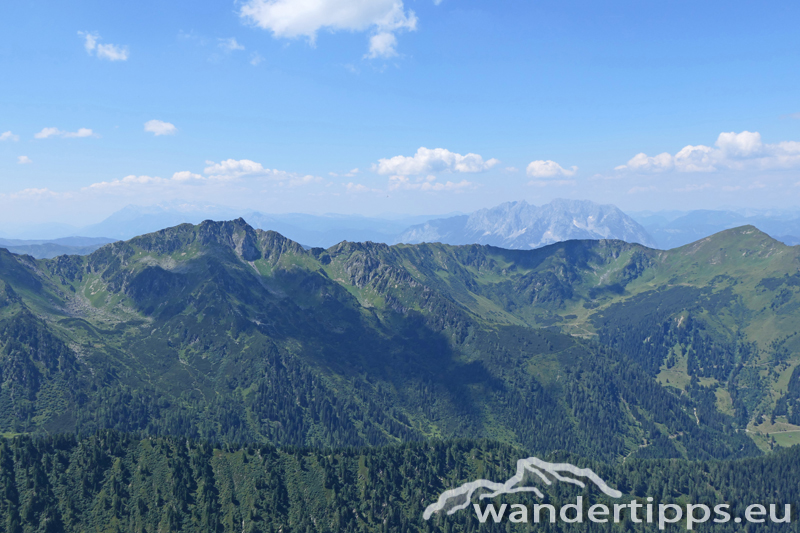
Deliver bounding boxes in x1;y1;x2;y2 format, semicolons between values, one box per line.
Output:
0;131;19;142
144;120;177;136
616;131;800;173
202;159;322;185
34;127;95;139
387;175;474;192
219;37;245;51
240;0;417;58
17;156;32;164
78;31;129;61
172;171;204;182
204;159;271;179
374;147;499;175
526;160;578;178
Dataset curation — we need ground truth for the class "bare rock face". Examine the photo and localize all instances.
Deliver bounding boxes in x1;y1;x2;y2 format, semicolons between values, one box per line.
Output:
197;218;262;261
397;199;657;249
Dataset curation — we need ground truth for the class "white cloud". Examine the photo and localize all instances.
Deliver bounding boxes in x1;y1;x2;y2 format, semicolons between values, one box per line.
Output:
716;131;763;158
17;156;32;164
97;43;129;61
616;131;800;173
526;160;578;178
203;159;322;186
3;188;60;199
387;175;474;192
172;171;204;182
80;31;98;53
240;0;417;58
366;32;398;58
250;52;264;66
35;127;61;139
330;168;360;178
219;37;245;51
144;120;177;136
789;113;800;120
78;31;129;61
34;127;95;139
615;152;674;173
204;159;270;179
374;147;499;175
85;175;167;190
345;182;376;193
81;159;323;195
0;131;19;142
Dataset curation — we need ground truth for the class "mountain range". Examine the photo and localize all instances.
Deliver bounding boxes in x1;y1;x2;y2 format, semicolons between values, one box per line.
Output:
1;218;799;459
8;200;800;258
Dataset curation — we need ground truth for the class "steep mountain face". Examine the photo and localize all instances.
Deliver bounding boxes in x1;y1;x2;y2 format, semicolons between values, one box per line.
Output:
397;199;657;249
3;220;800;463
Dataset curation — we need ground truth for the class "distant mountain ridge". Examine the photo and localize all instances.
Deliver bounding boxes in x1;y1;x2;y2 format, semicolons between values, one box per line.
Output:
10;200;800;254
630;209;800;249
396;199;657;249
0;237;117;259
75;203;442;247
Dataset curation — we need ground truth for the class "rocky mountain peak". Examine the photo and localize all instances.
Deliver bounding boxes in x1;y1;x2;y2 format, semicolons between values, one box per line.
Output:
397;199;657;249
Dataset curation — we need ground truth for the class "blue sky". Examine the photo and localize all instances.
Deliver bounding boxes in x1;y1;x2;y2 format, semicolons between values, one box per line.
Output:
1;0;799;226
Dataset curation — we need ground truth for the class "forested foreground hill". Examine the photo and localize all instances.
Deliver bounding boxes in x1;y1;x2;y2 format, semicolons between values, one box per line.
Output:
1;432;799;533
1;219;799;460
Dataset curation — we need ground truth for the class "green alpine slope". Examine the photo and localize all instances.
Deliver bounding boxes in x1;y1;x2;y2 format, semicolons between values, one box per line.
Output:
1;220;798;459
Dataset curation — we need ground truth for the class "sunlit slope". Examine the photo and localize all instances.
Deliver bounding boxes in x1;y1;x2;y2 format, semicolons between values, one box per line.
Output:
1;220;794;459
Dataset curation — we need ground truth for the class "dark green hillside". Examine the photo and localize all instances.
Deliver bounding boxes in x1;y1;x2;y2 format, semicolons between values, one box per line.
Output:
1;220;799;458
1;432;798;533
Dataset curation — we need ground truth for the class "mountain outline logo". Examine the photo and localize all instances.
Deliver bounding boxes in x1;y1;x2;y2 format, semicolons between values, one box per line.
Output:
423;457;622;520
